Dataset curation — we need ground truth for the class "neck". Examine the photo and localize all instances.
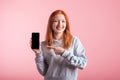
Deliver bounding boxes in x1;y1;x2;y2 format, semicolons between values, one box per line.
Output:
53;33;63;40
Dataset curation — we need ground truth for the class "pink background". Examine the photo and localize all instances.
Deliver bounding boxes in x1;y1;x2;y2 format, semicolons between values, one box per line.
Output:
0;0;120;80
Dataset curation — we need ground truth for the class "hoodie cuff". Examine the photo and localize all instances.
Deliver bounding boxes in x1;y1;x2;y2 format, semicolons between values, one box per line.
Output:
35;53;43;57
61;50;70;58
35;53;44;63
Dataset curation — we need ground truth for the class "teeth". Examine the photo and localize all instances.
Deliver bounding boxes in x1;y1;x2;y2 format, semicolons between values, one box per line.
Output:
57;27;62;30
57;26;63;29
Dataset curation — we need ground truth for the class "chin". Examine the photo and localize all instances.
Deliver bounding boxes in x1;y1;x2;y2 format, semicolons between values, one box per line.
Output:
56;31;64;34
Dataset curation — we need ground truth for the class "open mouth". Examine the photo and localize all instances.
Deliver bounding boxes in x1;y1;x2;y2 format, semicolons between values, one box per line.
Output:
56;26;64;30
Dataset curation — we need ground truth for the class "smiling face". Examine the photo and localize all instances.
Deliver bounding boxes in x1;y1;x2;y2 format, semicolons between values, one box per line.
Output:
52;14;66;34
46;10;72;49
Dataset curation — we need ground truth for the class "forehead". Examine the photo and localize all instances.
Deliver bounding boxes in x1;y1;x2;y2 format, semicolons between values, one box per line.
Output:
54;14;66;20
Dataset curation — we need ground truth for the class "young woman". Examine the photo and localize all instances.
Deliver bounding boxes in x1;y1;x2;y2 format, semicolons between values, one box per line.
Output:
31;10;87;80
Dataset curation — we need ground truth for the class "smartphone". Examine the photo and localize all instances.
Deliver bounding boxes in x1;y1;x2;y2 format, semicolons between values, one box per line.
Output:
32;32;40;49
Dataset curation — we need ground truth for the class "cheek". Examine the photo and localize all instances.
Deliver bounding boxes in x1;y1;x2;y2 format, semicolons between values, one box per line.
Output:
52;24;57;31
63;23;66;28
52;23;57;27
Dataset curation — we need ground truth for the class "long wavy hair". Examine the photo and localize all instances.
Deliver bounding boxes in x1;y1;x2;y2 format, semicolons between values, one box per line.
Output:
45;10;73;49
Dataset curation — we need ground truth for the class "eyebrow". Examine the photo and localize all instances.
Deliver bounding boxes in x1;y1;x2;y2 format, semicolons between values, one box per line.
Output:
53;19;66;20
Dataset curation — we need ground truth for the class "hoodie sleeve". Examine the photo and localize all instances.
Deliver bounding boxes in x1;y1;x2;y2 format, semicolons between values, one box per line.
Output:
35;53;48;76
35;43;48;76
62;36;87;69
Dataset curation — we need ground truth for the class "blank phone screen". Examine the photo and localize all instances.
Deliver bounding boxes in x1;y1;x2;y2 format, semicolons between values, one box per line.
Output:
32;32;39;49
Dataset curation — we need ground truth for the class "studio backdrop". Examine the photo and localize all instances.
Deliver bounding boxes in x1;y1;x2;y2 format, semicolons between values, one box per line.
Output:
0;0;120;80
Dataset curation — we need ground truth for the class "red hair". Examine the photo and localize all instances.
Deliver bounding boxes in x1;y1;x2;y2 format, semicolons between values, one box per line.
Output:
45;10;73;49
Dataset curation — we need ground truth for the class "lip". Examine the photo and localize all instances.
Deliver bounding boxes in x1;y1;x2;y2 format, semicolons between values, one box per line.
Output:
56;27;63;30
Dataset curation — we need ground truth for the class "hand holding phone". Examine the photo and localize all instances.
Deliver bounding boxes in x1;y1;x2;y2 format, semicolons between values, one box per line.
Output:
32;32;40;49
30;32;41;53
31;32;41;53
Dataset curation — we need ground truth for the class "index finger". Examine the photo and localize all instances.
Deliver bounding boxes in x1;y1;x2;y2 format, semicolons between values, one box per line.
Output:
46;45;55;49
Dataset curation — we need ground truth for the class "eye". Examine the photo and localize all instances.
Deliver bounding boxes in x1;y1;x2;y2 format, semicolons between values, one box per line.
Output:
53;20;58;22
62;20;66;23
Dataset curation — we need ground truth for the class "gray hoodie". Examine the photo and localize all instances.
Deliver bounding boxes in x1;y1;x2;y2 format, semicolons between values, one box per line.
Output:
35;36;87;80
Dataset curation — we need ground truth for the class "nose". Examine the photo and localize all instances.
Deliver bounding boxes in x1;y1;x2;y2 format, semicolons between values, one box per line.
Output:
58;21;62;27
